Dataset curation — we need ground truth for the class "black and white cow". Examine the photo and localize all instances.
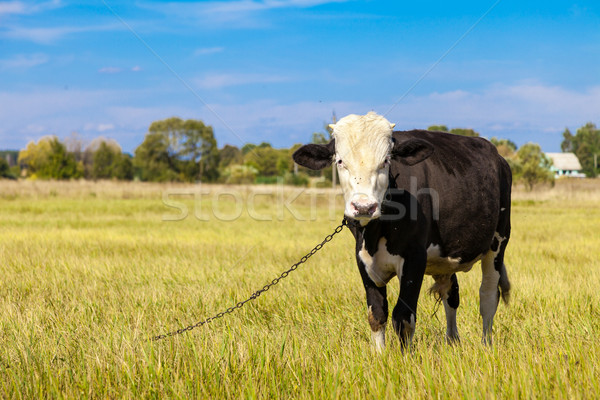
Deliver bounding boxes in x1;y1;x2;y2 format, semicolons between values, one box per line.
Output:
293;112;511;350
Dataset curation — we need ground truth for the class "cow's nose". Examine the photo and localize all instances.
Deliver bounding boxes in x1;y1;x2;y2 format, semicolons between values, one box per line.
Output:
351;199;378;217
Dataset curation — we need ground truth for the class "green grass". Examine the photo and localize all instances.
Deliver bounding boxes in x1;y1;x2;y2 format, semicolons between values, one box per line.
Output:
1;180;599;398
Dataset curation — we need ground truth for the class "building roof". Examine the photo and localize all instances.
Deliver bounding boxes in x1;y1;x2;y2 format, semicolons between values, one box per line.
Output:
545;152;582;171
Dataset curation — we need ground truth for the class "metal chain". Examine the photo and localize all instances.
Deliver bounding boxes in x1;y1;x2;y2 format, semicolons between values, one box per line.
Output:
151;219;347;341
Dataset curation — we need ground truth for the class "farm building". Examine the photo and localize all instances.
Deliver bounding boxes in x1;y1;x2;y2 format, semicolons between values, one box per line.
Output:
545;152;586;178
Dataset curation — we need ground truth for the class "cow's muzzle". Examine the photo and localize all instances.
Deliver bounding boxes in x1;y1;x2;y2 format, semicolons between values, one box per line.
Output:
350;198;379;218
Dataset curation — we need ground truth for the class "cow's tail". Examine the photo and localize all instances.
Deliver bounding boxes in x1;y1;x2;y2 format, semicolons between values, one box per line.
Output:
497;155;512;305
498;262;511;304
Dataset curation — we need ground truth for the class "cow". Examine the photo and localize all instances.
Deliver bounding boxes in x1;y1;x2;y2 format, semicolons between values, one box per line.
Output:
293;112;511;350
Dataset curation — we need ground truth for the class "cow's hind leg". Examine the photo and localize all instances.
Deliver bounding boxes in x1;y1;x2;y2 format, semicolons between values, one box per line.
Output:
480;250;503;345
480;232;511;346
431;274;460;343
445;274;460;343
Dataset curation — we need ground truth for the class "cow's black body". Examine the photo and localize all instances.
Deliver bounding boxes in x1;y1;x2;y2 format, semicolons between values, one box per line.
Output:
347;130;512;345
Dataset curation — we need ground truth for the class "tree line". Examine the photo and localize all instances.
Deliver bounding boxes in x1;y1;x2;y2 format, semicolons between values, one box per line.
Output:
561;123;600;177
426;123;600;186
426;125;556;190
2;117;598;187
2;117;315;185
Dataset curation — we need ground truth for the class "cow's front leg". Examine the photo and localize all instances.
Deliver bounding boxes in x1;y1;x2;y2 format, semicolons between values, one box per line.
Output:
357;258;388;351
392;249;426;349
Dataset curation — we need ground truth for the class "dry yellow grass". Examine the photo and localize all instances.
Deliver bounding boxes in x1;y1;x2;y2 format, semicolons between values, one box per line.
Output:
0;178;599;398
2;176;599;199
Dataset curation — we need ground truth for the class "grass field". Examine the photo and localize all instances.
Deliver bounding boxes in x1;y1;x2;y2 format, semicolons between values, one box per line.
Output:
1;179;599;398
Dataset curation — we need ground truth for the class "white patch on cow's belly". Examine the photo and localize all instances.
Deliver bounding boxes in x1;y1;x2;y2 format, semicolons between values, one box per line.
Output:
359;238;404;287
425;244;482;275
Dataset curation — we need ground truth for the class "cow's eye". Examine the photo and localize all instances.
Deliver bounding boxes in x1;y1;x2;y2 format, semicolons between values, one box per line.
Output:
378;158;390;170
336;159;344;168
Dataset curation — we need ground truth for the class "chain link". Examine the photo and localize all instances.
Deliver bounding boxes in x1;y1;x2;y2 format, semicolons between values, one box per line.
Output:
151;219;347;341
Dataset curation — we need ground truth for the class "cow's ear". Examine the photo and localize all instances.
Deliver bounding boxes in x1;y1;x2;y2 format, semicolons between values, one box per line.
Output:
392;138;433;166
293;139;335;170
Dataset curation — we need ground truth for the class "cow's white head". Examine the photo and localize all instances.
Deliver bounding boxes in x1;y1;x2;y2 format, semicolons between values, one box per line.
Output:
293;112;433;223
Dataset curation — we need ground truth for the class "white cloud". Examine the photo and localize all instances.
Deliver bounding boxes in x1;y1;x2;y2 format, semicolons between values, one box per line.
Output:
195;72;290;89
84;123;115;132
99;66;122;74
0;88;126;131
1;82;598;152
0;0;62;16
384;83;600;149
140;0;347;27
98;66;142;74
568;4;595;18
98;123;114;132
0;88;157;150
194;47;224;56
1;23;122;44
186;83;600;148
0;53;48;69
0;1;26;15
199;99;358;145
24;124;47;134
197;0;347;14
144;0;346;15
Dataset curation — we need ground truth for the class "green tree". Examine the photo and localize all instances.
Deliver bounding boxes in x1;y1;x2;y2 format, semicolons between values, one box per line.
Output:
218;145;243;171
18;136;81;179
0;151;18;167
490;137;518;158
0;158;15;179
222;164;258;184
512;143;554;190
311;132;328;144
427;125;479;137
146;117;219;181
449;128;479;137
241;143;257;155
427;125;449;132
275;149;291;175
490;137;517;152
244;143;280;176
113;154;133;180
92;142;118;179
82;137;115;178
561;128;574;152
82;138;132;180
133;132;178;182
309;131;333;181
18;136;53;175
561;123;600;177
39;138;81;179
180;120;218;181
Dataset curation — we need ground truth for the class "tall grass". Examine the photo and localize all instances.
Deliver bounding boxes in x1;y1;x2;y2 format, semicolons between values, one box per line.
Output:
0;179;599;398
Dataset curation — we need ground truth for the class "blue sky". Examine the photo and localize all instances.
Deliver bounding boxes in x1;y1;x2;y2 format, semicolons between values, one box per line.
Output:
1;0;599;153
